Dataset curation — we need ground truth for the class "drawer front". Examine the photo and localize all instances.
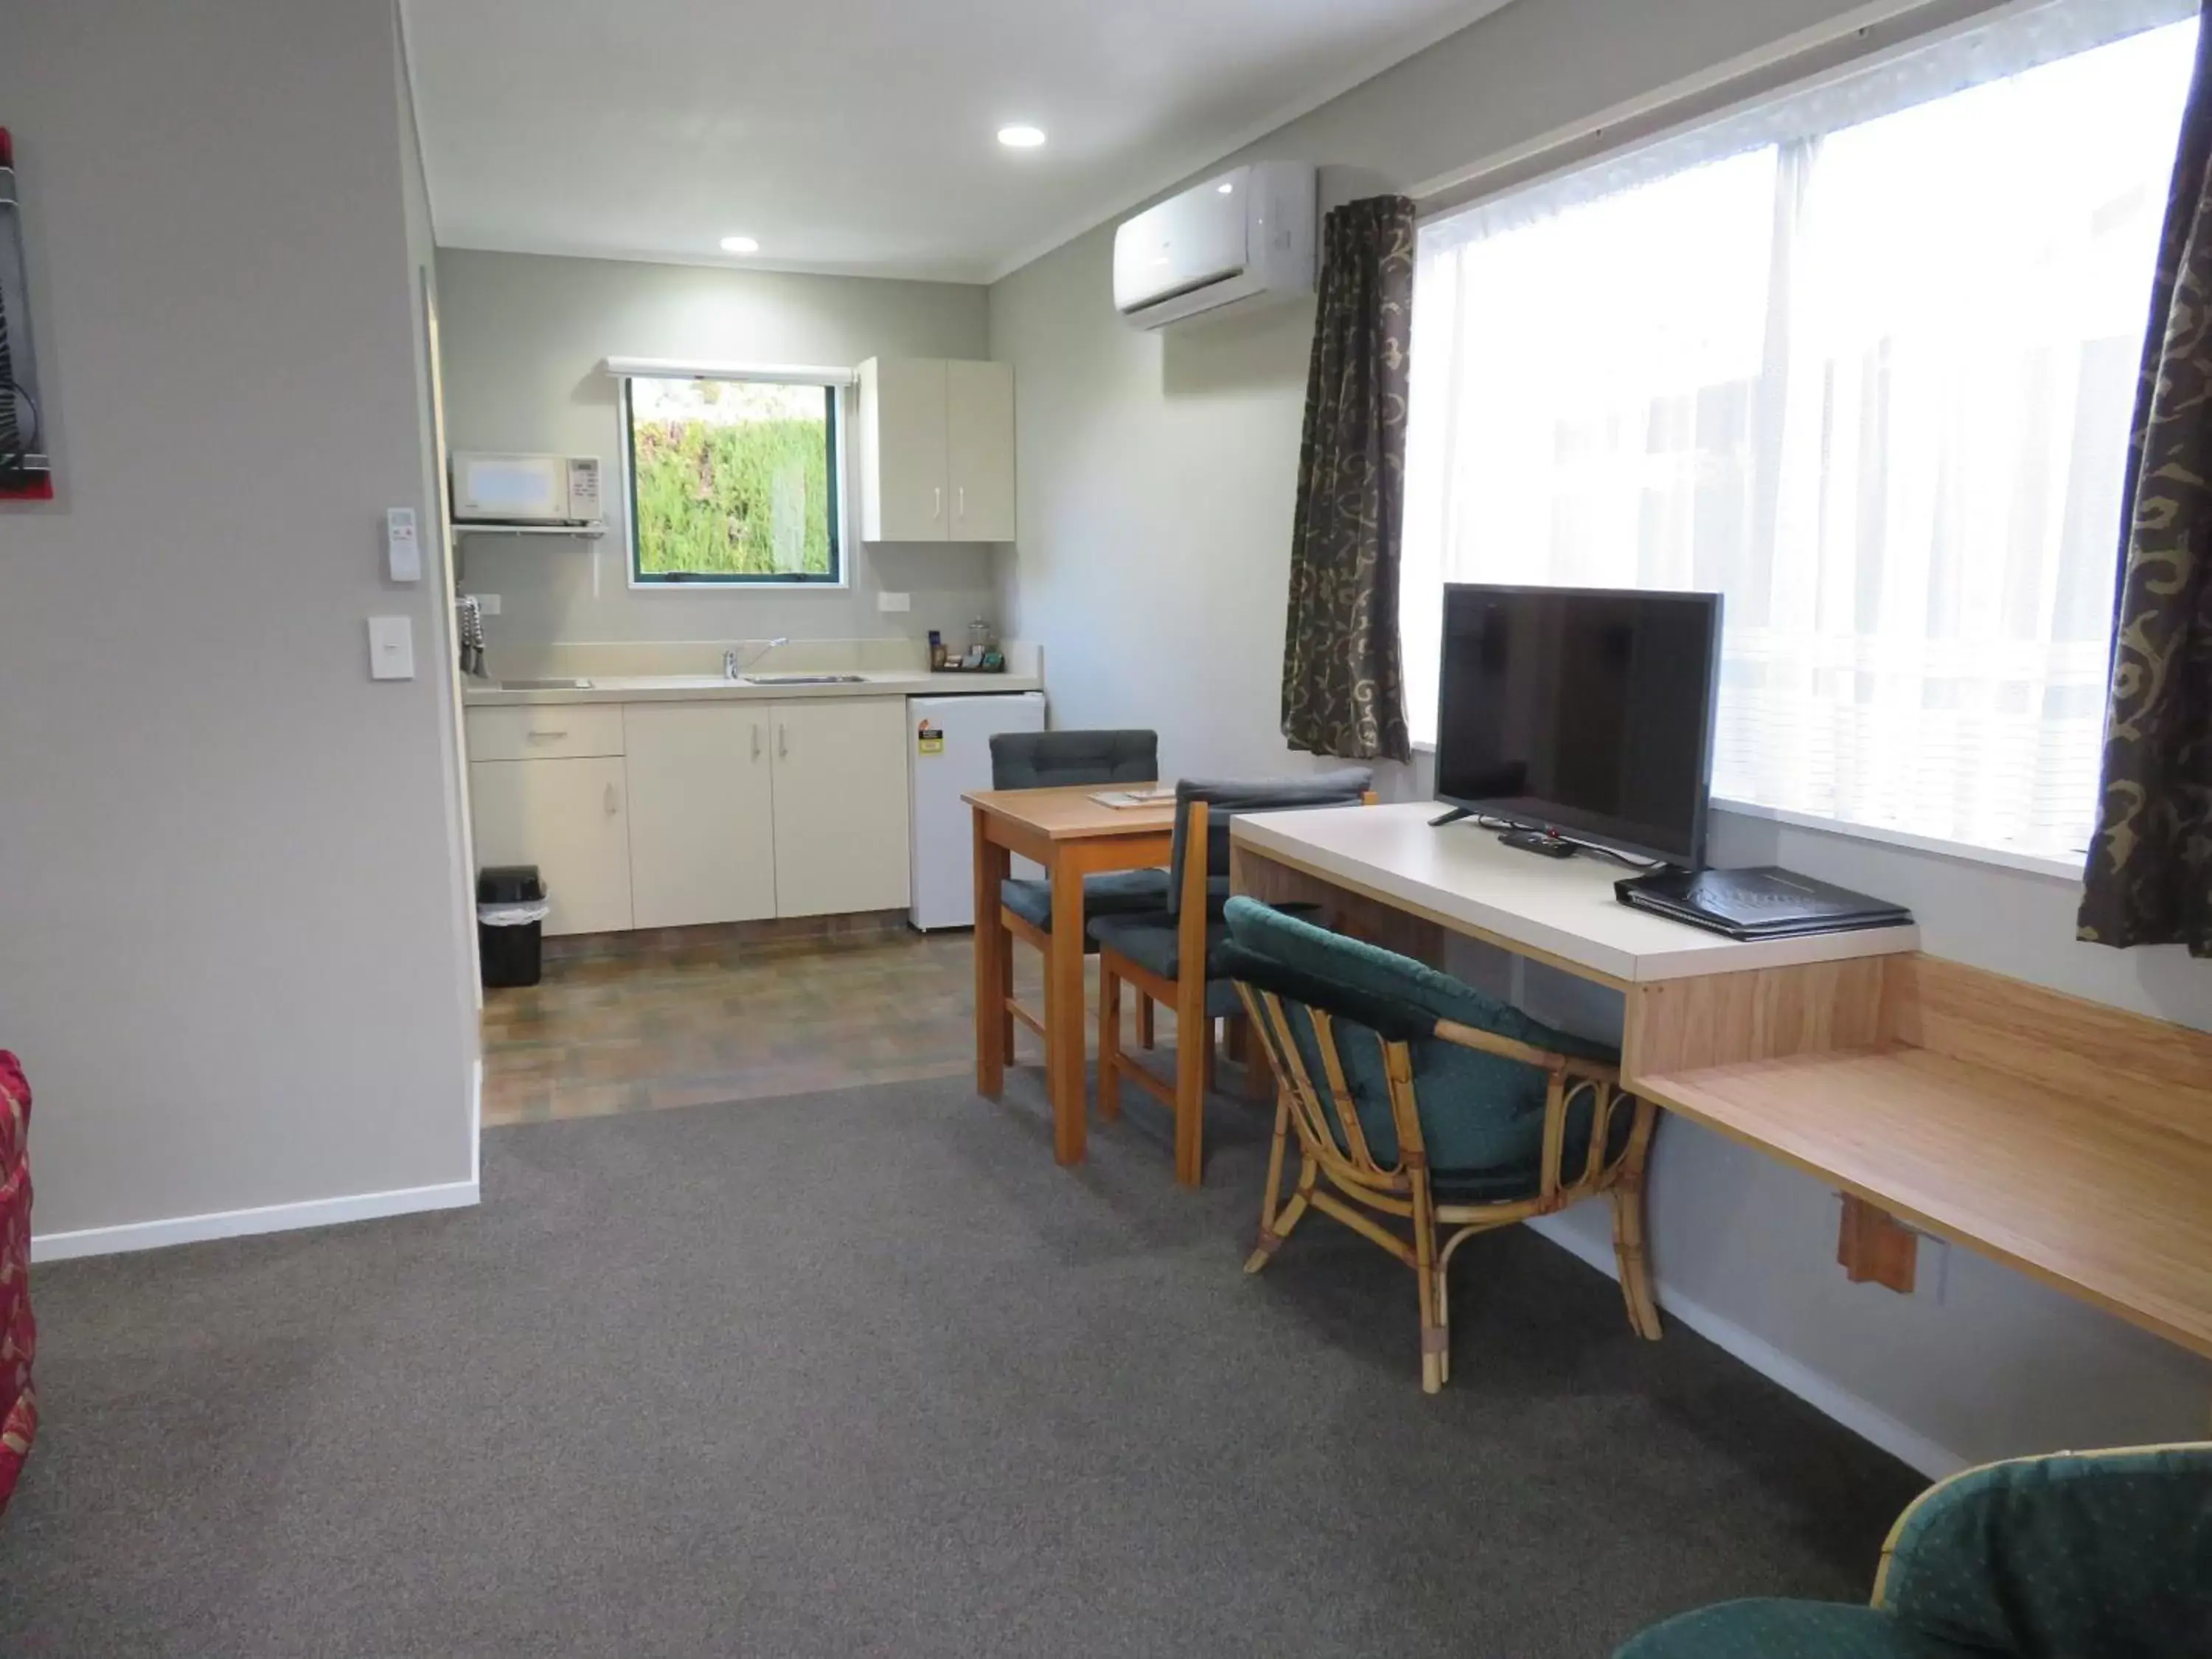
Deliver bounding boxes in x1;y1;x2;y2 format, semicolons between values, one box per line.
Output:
465;704;625;762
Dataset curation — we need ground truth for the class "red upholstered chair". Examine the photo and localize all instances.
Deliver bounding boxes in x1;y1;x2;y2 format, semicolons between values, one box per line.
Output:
0;1051;32;1514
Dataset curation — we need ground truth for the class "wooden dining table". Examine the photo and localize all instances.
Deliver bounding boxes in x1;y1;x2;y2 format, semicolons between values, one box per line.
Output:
967;785;1178;1166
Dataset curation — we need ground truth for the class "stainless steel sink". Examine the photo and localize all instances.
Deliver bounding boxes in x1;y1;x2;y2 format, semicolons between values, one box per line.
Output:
742;673;869;685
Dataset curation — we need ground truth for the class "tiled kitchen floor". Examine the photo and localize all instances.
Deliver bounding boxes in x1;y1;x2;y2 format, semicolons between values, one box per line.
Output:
479;924;1173;1126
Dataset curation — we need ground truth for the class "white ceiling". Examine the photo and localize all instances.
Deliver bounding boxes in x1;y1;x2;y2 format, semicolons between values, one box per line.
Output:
401;0;1509;284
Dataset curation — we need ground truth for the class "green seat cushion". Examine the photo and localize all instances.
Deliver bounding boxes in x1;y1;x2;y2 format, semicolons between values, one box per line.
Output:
1000;869;1172;933
1616;1600;1979;1659
1881;1444;2212;1656
1085;914;1244;1019
1223;897;1627;1196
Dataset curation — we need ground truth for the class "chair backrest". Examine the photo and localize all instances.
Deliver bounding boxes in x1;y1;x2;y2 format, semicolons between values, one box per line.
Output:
990;728;1158;791
1166;770;1373;916
1221;897;1618;1180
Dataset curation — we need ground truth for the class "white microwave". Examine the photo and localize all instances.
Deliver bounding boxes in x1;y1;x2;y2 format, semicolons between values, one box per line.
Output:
451;452;602;526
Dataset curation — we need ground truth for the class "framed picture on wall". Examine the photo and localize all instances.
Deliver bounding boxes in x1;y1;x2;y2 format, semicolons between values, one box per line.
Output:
0;127;53;503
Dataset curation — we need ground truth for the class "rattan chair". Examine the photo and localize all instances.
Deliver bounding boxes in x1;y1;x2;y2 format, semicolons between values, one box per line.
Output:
1219;895;1660;1392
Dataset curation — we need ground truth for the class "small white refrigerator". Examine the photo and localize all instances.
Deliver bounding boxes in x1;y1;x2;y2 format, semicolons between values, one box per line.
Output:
908;692;1047;930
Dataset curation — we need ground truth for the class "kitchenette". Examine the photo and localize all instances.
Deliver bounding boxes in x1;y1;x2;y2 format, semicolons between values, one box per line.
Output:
424;242;1057;1141
462;640;1043;940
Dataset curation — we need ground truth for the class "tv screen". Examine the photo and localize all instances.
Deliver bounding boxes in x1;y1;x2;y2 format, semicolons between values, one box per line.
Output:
1434;584;1722;867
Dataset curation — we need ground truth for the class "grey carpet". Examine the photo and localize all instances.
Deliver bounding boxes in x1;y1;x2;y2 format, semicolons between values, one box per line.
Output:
0;1071;1920;1657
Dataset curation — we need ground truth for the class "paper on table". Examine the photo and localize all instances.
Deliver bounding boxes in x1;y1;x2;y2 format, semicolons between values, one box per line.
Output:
1091;787;1177;809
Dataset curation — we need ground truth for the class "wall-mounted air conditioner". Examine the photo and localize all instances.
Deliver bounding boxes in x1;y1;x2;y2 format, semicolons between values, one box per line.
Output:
1113;162;1316;331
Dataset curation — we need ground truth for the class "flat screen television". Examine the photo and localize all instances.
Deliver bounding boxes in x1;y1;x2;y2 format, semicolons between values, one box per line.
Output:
1433;584;1722;868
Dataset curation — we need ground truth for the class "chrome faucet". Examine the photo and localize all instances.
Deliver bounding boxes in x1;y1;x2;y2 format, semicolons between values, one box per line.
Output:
725;637;790;681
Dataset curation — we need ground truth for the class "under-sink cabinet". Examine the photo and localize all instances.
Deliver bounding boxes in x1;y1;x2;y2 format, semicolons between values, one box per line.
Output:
464;697;912;937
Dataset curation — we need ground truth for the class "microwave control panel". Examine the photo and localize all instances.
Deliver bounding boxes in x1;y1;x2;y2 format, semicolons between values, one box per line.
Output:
566;456;602;518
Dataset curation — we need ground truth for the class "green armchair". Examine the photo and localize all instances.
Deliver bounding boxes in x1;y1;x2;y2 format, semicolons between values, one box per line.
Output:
1219;896;1660;1393
1616;1442;2212;1658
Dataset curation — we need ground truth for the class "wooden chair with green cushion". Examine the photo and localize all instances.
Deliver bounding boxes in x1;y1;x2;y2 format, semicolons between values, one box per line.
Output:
1218;894;1660;1393
990;729;1171;1059
1088;773;1373;1188
1614;1442;2212;1658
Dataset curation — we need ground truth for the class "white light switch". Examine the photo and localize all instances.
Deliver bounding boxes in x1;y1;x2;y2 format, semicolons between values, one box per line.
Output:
386;507;422;582
877;591;911;613
368;616;416;681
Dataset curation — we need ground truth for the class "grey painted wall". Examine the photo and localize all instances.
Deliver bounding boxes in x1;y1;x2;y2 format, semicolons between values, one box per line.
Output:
0;0;479;1237
990;0;2212;1467
435;249;1001;653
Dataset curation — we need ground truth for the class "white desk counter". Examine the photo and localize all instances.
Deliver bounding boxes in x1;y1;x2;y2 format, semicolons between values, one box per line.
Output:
1231;801;1918;987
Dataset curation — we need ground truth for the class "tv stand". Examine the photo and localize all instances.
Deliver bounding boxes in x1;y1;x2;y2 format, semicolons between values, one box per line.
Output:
1497;827;1579;860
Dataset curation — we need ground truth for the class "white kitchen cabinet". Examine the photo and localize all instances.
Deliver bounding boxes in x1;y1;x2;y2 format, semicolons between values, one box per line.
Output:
468;756;633;937
858;358;950;541
768;698;911;917
624;702;777;929
856;357;1015;543
946;359;1016;543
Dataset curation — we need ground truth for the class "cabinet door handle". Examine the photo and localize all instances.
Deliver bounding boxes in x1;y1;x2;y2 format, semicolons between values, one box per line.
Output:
933;485;943;521
956;485;965;521
526;730;568;742
778;723;788;759
604;783;619;817
752;723;762;760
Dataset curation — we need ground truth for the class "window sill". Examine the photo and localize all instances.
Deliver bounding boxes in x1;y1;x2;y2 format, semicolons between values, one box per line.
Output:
1707;797;2087;884
627;575;852;594
1408;740;2088;884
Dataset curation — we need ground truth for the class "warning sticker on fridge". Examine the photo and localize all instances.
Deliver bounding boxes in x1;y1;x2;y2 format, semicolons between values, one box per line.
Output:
916;721;944;755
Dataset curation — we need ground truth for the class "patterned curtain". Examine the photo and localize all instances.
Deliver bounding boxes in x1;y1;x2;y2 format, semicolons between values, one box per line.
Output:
2080;11;2212;958
1281;196;1415;764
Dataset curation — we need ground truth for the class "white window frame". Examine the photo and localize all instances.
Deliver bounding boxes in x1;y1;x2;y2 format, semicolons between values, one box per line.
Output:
605;358;857;594
1396;0;2196;886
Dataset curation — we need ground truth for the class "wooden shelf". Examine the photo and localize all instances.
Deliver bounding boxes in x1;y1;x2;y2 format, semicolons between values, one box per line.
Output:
1635;1044;2212;1360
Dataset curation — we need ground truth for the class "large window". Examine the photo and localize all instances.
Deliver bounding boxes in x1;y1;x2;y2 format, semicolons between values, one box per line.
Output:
624;374;841;585
1402;7;2199;863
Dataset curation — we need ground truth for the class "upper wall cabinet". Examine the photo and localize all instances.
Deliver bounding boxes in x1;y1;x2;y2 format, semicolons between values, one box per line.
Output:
856;357;1015;543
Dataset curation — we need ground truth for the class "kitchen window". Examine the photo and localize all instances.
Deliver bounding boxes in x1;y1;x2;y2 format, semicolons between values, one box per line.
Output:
623;373;843;585
1400;1;2198;866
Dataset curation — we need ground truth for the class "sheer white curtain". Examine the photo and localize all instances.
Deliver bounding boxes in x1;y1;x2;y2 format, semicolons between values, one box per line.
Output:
1402;15;2199;861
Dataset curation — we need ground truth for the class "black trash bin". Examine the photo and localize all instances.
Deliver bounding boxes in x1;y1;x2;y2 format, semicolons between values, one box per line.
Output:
477;866;548;989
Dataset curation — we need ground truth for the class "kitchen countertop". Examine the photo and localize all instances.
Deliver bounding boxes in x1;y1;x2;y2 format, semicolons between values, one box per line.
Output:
462;669;1043;707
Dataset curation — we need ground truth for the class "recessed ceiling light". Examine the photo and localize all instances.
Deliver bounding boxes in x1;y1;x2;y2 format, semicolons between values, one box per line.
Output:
720;234;759;254
996;125;1046;149
1217;181;1235;194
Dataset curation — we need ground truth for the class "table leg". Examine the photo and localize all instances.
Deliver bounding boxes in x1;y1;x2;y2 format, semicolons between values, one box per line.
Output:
1046;846;1089;1166
973;807;1011;1101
